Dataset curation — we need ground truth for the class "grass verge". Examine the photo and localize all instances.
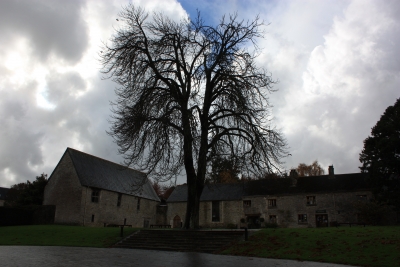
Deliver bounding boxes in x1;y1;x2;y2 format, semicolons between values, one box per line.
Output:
219;226;400;267
0;225;139;247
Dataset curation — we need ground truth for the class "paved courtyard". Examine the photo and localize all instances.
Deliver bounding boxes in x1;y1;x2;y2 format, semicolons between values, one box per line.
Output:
0;246;357;267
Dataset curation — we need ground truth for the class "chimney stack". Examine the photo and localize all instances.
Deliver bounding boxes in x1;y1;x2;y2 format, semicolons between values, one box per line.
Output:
290;169;298;187
328;165;334;179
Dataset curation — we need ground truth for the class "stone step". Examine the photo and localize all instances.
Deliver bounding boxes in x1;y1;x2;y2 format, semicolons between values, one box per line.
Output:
114;229;245;253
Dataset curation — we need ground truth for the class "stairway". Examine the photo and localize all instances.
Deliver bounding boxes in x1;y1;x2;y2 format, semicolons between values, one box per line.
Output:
113;229;245;253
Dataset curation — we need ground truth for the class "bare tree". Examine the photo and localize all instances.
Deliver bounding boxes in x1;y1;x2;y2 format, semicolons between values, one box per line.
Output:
101;5;287;228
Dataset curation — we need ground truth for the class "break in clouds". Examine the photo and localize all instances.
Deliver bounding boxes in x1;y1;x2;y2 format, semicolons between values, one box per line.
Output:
0;0;399;186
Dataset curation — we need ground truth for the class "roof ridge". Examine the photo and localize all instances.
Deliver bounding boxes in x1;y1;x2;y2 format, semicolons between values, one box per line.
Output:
66;147;147;176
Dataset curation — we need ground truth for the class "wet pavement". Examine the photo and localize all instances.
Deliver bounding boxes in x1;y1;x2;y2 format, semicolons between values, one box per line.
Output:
0;246;357;267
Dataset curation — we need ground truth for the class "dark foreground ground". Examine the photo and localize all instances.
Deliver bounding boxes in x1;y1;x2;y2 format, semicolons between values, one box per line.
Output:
0;246;357;267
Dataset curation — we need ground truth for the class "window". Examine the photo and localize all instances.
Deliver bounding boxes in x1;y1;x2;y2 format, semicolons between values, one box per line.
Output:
306;196;316;205
268;199;277;208
117;193;122;207
91;189;100;203
91;214;95;222
243;200;251;207
137;197;141;211
212;201;220;222
269;215;277;223
298;214;307;224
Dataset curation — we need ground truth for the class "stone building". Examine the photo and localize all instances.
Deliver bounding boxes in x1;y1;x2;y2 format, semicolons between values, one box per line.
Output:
167;167;375;228
43;148;160;227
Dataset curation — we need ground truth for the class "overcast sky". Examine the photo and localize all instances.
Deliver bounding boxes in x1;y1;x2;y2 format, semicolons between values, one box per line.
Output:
0;0;399;187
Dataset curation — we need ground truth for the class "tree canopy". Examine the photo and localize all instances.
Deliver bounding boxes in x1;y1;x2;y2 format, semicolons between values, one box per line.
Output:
101;6;287;228
206;156;241;184
296;160;325;176
5;173;48;206
359;98;400;210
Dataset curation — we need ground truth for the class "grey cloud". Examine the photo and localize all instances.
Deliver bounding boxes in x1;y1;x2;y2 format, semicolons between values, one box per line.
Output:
0;0;88;63
0;81;46;185
47;71;86;103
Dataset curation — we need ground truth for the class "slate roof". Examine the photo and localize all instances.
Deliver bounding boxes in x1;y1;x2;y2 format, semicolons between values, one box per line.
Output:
53;148;159;201
167;183;245;202
167;173;370;202
0;187;9;200
244;173;370;196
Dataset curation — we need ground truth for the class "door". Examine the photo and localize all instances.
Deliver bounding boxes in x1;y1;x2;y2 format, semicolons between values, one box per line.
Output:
173;215;181;228
316;214;328;227
247;216;261;229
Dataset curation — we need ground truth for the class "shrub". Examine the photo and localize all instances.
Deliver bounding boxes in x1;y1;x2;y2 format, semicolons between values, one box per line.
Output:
264;222;278;228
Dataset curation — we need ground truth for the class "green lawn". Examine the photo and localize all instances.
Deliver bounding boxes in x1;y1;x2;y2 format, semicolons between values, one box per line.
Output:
220;226;400;267
0;225;139;247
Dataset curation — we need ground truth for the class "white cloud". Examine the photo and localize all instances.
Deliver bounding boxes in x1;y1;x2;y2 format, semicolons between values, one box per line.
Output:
0;0;399;187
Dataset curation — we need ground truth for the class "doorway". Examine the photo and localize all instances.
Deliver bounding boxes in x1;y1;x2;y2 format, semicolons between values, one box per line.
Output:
173;215;181;228
316;214;329;227
247;215;261;229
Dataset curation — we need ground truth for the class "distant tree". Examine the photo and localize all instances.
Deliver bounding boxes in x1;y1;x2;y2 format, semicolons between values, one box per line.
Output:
296;160;325;176
151;180;163;198
207;156;240;184
101;6;287;228
151;179;176;199
359;98;400;211
5;173;48;206
163;185;175;200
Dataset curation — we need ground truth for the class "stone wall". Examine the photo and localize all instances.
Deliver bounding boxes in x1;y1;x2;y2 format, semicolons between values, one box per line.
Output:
167;200;244;228
199;200;243;228
166;202;186;228
81;188;158;227
43;152;83;225
167;190;376;228
44;151;159;227
261;190;373;228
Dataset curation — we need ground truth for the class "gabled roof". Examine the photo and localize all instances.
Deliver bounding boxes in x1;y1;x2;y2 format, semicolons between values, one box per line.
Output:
0;187;9;200
167;173;370;202
55;148;159;201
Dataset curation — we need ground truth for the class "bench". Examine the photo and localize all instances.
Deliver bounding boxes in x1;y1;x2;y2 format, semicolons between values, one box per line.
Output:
150;224;171;228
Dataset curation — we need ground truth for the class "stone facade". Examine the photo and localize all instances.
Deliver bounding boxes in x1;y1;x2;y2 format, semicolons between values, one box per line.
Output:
255;190;373;228
166;200;243;228
166;169;380;228
79;188;157;227
43;152;83;225
43;148;159;227
167;189;373;229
